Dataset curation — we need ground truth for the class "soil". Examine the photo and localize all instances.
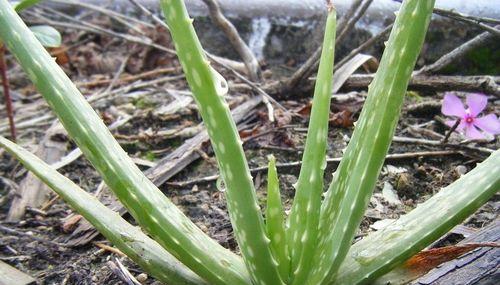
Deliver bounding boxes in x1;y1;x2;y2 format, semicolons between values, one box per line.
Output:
0;6;499;285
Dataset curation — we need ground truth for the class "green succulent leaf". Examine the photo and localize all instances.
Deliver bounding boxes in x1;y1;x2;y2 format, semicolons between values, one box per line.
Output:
265;155;290;281
0;2;250;284
0;136;207;285
160;1;283;284
335;150;500;284
308;1;436;284
29;25;61;48
14;0;42;12
286;5;336;285
1;1;497;285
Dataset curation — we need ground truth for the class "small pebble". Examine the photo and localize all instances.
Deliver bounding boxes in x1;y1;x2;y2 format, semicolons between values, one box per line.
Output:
191;185;199;192
455;165;467;176
137;273;148;283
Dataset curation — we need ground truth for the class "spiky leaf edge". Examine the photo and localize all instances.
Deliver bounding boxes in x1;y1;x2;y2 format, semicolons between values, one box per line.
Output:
308;1;436;284
160;0;282;284
0;2;249;284
266;155;290;281
0;136;207;285
336;150;500;284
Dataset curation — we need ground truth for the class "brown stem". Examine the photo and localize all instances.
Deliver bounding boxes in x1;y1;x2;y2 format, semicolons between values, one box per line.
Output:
441;118;461;144
0;44;16;142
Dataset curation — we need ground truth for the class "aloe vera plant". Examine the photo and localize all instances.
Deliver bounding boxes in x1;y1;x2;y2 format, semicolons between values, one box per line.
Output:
0;0;498;284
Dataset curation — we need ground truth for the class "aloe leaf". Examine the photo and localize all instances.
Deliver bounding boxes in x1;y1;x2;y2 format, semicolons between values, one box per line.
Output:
335;150;500;285
0;136;207;285
265;155;290;281
308;1;435;284
29;25;61;48
160;1;283;284
286;4;336;284
0;2;250;284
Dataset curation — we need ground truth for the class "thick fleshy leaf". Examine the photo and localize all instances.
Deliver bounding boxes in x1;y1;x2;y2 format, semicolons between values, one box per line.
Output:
287;5;336;284
442;93;466;118
0;136;206;285
309;1;436;284
160;1;281;284
466;93;487;117
0;3;250;284
305;0;434;285
266;155;290;281
475;114;500;134
29;25;61;48
334;150;500;284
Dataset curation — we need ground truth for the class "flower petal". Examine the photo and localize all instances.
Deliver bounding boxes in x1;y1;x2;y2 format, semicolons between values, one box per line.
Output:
446;119;465;131
442;93;466;117
474;114;500;135
466;93;488;117
465;125;485;140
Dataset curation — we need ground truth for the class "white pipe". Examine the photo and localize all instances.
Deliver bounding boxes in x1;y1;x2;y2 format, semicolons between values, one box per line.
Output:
99;0;500;19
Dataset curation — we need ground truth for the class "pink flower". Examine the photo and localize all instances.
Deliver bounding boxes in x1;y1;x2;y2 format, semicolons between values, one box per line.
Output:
441;93;500;139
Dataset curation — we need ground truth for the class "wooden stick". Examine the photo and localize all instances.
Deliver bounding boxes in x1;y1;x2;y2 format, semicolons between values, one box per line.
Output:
342;75;500;96
285;0;373;91
202;0;261;81
0;224;68;248
0;260;36;285
167;150;460;187
94;242;126;257
335;24;392;69
434;8;500;37
417;26;498;75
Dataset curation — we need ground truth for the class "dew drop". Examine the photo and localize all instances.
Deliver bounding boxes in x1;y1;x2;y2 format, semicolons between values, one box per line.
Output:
321;157;327;171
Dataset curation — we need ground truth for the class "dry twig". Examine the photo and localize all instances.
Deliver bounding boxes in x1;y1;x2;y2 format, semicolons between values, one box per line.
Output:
94;242;126;257
434;8;500;37
202;0;261;81
335;24;392;69
49;0;155;32
417;26;499;75
392;136;494;155
0;224;68;248
342;75;500;96
441;119;461;144
167;150;460;187
284;0;374;92
107;257;141;285
126;0;248;73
